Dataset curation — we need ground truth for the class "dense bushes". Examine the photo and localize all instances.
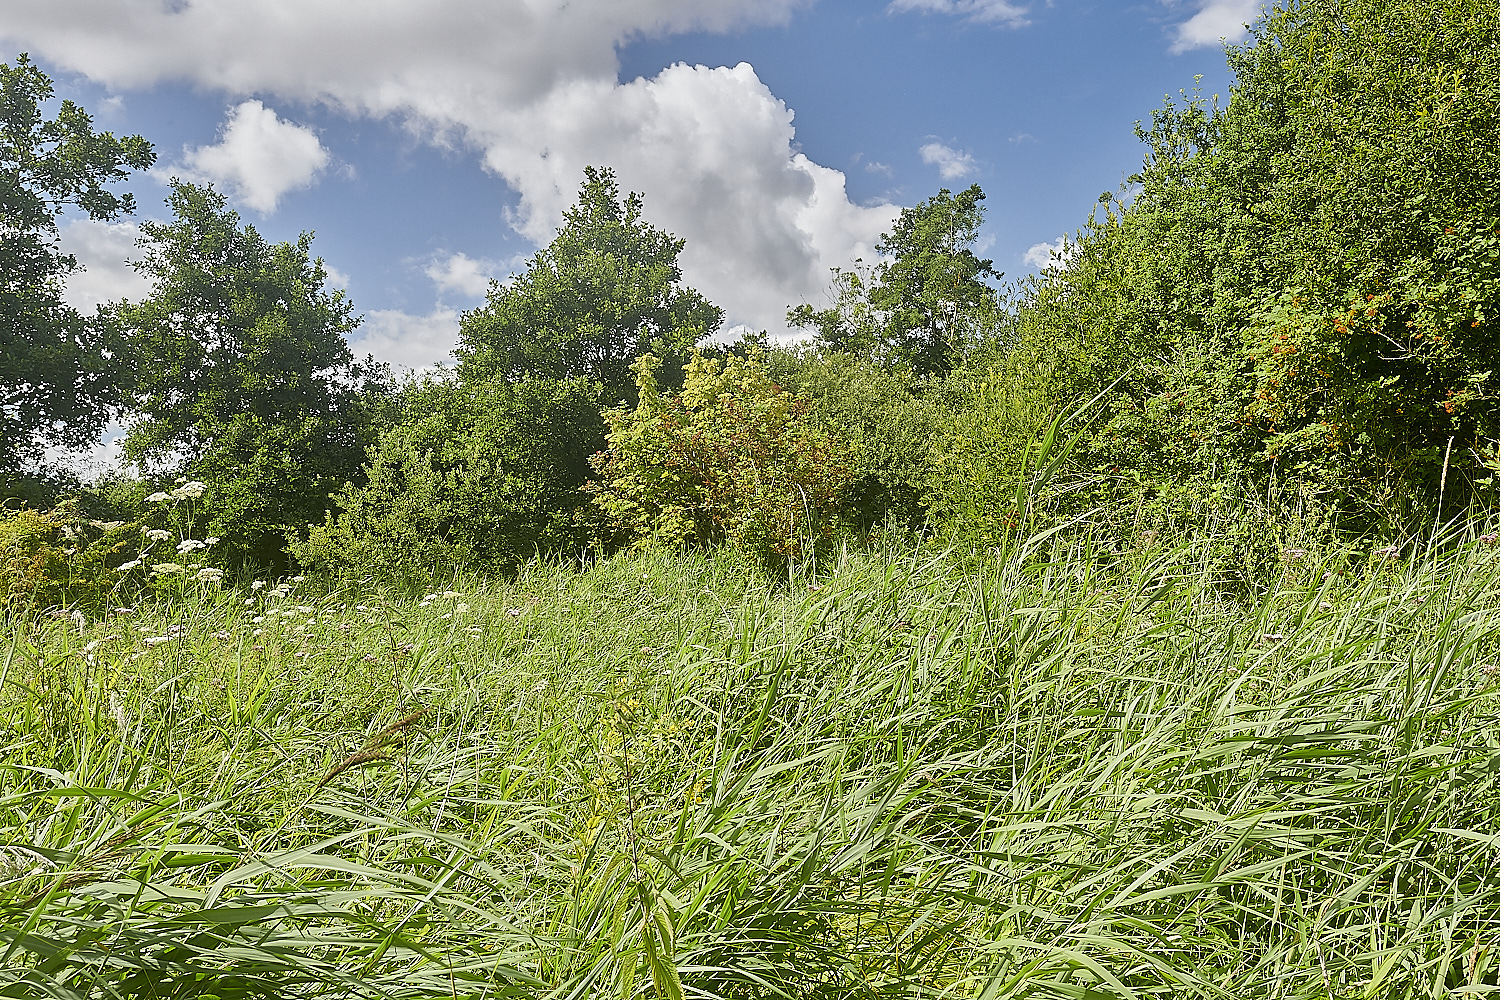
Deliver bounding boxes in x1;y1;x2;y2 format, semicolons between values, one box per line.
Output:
590;352;851;571
295;374;605;582
995;0;1500;536
0;504;130;610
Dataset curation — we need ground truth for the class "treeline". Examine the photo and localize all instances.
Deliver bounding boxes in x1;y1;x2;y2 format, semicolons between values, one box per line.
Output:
4;0;1499;598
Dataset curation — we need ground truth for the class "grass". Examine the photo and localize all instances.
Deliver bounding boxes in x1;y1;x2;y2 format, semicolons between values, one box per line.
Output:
2;534;1499;999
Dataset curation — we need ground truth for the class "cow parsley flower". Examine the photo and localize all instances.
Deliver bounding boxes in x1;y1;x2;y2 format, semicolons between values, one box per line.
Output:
150;562;185;575
145;492;171;503
171;481;208;500
194;567;224;584
145;528;172;543
177;539;207;553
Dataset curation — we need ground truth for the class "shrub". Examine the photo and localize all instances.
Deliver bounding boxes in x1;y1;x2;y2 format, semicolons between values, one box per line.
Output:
0;503;137;611
589;352;851;571
295;373;605;584
764;349;942;534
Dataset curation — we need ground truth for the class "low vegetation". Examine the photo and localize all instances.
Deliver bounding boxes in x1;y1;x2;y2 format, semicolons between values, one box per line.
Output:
4;534;1499;997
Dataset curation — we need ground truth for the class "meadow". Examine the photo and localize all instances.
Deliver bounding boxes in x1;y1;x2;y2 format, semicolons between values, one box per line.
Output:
4;532;1499;999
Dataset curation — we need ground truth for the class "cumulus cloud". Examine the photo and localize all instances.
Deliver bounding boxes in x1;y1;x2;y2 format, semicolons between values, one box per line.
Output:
57;219;151;310
170;100;330;213
351;307;462;371
1168;0;1258;52
478;62;896;333
1023;236;1073;271
0;0;882;334
425;252;498;300
920;141;978;180
888;0;1029;27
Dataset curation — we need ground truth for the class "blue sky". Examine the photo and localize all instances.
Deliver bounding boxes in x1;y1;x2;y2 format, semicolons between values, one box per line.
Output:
4;0;1258;372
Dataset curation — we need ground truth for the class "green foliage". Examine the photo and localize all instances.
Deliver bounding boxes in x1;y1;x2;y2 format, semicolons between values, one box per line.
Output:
790;184;1001;376
6;539;1500;996
455;166;721;401
296;373;604;584
0;54;154;473
115;182;391;569
1001;0;1500;536
0;502;136;610
764;348;941;532
590;352;851;571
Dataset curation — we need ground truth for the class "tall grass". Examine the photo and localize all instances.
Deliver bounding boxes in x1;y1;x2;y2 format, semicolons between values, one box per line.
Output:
2;535;1499;998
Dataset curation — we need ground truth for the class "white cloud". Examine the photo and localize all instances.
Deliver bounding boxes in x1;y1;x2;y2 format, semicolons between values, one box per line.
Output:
425;252;497;300
352;307;462;371
920;141;978;180
172;99;330;213
1023;235;1073;271
57;218;150;310
1168;0;1258;53
322;262;352;292
0;0;890;337
888;0;1029;27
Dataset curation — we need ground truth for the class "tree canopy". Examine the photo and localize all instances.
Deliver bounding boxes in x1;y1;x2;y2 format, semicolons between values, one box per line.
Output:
0;54;154;476
115;181;388;566
454;166;721;401
1004;0;1500;532
790;184;1000;376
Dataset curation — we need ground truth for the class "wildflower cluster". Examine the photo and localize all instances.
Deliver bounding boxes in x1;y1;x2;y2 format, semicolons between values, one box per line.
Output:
114;480;227;596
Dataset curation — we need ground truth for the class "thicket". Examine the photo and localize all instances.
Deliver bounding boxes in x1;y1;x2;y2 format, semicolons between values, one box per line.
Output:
6;0;1500;590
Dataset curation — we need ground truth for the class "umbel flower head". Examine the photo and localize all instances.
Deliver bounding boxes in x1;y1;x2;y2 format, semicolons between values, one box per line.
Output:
172;481;208;500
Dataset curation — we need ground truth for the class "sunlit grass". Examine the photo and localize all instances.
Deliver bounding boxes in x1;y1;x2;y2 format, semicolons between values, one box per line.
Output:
3;537;1499;998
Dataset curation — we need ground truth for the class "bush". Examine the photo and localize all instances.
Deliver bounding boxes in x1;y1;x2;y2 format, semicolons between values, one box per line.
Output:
295;373;605;584
0;503;137;611
994;0;1500;538
764;349;942;534
589;352;851;572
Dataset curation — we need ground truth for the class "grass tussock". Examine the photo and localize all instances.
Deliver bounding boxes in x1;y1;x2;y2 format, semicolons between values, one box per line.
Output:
2;538;1500;999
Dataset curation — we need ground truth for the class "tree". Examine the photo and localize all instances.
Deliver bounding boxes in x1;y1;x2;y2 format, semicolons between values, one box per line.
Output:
454;166;721;401
991;0;1500;536
790;184;1001;375
115;181;390;568
1;54;154;478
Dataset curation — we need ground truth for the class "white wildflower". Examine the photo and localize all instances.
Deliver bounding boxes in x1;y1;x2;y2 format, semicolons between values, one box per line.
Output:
171;481;207;499
117;559;143;572
204;536;220;546
454;603;470;617
177;539;207;553
150;563;185;576
291;575;305;582
145;529;172;543
194;567;224;584
145;492;172;503
251;580;266;591
144;635;173;646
